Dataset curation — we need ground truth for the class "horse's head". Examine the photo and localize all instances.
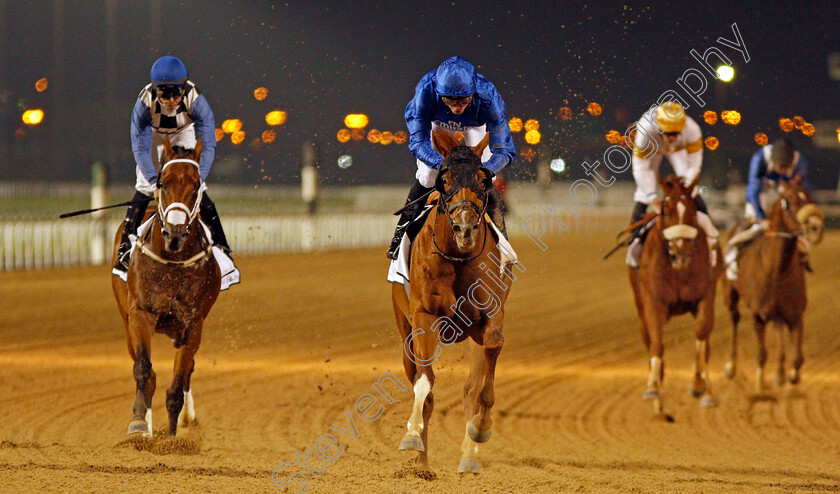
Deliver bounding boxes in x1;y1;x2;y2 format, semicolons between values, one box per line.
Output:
156;136;203;252
775;175;824;244
432;131;493;252
657;173;700;270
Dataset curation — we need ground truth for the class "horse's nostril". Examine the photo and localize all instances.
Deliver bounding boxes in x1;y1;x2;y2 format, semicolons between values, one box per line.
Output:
453;225;461;233
162;230;170;237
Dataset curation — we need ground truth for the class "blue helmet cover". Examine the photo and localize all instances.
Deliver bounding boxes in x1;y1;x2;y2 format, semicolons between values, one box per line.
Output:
434;56;476;98
150;56;188;86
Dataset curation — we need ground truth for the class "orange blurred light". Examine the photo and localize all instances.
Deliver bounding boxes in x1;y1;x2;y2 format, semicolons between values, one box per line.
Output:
525;129;541;145
779;118;794;132
754;133;768;146
231;130;245;145
605;130;621;144
214;128;225;142
262;130;276;143
721;110;740;125
801;123;815;137
509;117;523;133
344;114;369;129
703;111;718;125
836;127;840;144
222;119;242;133
337;128;351;143
367;129;381;143
524;119;540;132
379;131;394;145
521;147;536;162
253;87;268;101
557;107;573;121
586;102;602;116
265;111;287;126
351;128;365;141
793;116;806;129
393;131;408;144
22;109;44;125
35;78;48;92
704;136;719;150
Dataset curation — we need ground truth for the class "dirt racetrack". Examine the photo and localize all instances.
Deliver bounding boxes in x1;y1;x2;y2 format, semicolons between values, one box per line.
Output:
1;232;840;493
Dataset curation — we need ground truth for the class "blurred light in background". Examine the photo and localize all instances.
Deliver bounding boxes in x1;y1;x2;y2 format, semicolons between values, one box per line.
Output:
778;118;794;132
351;128;365;141
716;65;734;81
557;107;573;121
525;129;541;145
265;111;287;126
793;116;805;129
836;126;840;144
35;78;48;92
520;147;536;162
508;117;523;133
550;158;566;173
393;131;408;144
261;130;276;143
605;130;621;144
703;111;718;125
586;102;602;116
704;136;719;150
524;119;539;131
338;154;353;169
721;110;740;125
801;123;815;137
336;128;351;143
754;133;768;146
231;130;245;145
367;129;381;143
21;109;44;125
222;119;242;133
379;131;393;145
214;128;224;142
344;114;369;129
253;87;268;101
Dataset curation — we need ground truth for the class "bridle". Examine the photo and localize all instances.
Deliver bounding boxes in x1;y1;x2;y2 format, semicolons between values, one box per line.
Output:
136;158;212;266
430;162;491;262
657;191;699;263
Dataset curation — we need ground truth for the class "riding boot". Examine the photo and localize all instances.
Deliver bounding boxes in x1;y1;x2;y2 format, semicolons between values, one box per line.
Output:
387;180;434;260
113;191;153;274
199;193;232;257
625;202;649;268
693;194;709;215
486;186;508;240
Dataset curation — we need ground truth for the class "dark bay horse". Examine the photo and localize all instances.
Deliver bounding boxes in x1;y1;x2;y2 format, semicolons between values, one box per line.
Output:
111;137;220;437
628;174;724;414
723;175;824;391
392;131;515;473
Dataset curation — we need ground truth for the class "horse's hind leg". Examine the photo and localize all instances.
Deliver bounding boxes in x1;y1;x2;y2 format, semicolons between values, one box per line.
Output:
168;322;203;436
399;312;437;467
127;311;156;436
787;317;804;385
467;323;503;448
773;321;787;387
458;339;485;474
692;296;717;408
724;285;740;379
753;315;769;393
177;356;196;428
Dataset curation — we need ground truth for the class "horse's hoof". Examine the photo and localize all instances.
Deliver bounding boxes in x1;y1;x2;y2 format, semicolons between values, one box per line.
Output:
723;362;736;380
178;409;195;428
467;420;492;444
691;380;707;398
127;420;149;436
457;457;480;474
642;388;660;401
700;396;718;408
788;369;801;385
399;434;424;452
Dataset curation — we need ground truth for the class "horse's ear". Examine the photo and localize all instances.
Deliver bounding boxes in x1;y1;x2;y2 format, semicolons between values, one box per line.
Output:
193;138;203;161
162;135;175;159
471;132;490;158
431;130;460;159
478;167;495;191
686;173;701;192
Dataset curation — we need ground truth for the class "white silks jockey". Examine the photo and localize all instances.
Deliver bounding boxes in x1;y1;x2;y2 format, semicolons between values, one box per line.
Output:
626;101;720;268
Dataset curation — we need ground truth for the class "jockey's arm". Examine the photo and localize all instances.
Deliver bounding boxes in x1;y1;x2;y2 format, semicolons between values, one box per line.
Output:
746;148;767;220
130;98;157;188
481;90;515;174
678;121;704;193
405;83;444;169
631;128;658;205
188;94;216;182
796;155;812;191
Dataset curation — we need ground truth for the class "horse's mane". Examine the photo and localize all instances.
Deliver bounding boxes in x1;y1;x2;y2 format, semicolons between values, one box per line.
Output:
443;145;481;176
170;145;195;158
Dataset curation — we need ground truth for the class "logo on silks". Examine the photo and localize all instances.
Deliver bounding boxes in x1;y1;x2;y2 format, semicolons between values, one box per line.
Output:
435;120;465;132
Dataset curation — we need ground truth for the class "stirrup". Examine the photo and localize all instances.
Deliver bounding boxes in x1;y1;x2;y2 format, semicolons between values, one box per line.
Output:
112;245;130;275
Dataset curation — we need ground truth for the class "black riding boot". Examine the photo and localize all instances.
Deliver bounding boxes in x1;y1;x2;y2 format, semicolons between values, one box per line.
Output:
387;180;434;259
113;191;153;274
486;186;508;240
199;193;231;256
629;201;648;239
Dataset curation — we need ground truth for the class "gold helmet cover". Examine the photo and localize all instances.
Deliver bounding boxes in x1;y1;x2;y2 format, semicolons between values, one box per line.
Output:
656;102;686;133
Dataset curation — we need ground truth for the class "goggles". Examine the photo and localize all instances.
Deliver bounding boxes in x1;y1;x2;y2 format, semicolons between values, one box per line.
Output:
156;84;186;100
441;95;472;107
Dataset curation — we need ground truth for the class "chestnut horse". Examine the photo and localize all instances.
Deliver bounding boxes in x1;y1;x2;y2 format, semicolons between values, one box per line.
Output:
392;131;514;474
111;137;220;437
628;174;724;414
723;175;824;391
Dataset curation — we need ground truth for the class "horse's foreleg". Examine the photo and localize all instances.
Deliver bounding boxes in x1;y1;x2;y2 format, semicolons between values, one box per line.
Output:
788;317;804;385
693;297;718;408
641;298;665;413
399;312;437;467
754;315;768;393
128;310;156;436
458;339;486;474
724;285;740;379
774;321;787;387
628;267;650;351
393;291;416;385
168;321;203;436
468;325;503;446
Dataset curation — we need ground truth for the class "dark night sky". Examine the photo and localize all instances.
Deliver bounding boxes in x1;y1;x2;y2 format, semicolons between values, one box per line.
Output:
2;1;839;188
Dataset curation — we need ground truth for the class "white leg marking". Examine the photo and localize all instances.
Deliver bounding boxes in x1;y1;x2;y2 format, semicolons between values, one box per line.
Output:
178;389;195;427
647;356;663;388
144;408;153;437
407;375;431;433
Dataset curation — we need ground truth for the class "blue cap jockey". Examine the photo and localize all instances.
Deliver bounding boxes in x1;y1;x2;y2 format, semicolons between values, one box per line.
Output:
745;137;811;221
114;56;230;276
387;56;515;259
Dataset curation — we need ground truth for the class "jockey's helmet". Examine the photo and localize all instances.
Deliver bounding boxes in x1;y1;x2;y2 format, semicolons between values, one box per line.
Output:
770;137;796;170
656;101;686;133
151;56;188;87
434;57;476;98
